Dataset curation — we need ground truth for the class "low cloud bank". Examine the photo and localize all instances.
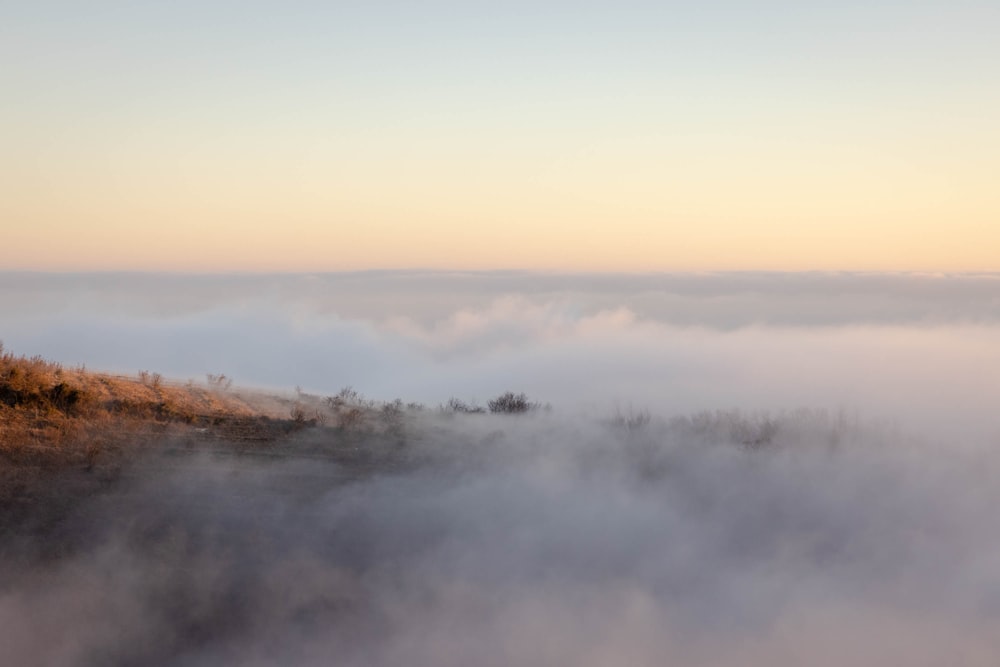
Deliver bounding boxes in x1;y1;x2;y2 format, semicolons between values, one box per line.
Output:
1;272;997;440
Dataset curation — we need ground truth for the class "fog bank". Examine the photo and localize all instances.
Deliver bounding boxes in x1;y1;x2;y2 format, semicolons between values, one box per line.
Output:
2;271;998;440
3;411;1000;666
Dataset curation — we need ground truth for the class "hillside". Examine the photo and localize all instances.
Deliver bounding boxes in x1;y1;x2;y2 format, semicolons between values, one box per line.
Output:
0;345;425;542
1;345;305;463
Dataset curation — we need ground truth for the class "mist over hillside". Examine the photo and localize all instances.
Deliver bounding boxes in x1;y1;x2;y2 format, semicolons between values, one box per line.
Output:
2;271;999;665
4;402;1000;666
2;271;998;439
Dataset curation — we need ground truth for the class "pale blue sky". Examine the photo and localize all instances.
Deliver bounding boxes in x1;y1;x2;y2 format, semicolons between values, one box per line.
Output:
3;1;998;270
7;2;997;115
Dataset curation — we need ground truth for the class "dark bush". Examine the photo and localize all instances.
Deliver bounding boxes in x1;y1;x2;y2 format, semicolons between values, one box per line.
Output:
488;392;536;414
49;382;90;415
443;398;485;414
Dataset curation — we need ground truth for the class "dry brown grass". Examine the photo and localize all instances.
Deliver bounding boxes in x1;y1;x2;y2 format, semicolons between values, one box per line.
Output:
0;348;409;472
0;351;325;536
0;348;275;470
0;348;433;556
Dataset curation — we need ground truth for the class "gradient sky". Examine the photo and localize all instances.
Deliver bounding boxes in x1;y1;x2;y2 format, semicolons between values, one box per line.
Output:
2;1;998;271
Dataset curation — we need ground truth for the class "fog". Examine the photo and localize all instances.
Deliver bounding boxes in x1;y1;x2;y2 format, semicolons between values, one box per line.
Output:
0;272;1000;444
2;271;998;438
5;413;1000;666
2;271;1000;665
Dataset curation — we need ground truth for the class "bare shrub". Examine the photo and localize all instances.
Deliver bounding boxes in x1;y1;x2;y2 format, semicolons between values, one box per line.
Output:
382;399;404;418
206;374;233;390
442;398;485;414
487;392;537;414
338;407;365;430
609;406;651;433
290;404;308;424
683;409;781;448
339;386;361;403
139;371;163;390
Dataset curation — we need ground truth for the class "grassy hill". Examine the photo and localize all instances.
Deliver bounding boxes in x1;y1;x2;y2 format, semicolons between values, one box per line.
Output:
0;344;298;465
0;345;428;542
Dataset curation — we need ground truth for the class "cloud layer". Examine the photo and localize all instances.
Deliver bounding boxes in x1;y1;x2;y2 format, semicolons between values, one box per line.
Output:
2;272;998;440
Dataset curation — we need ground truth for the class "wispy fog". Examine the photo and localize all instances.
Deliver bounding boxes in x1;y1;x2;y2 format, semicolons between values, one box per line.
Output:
2;272;998;439
3;272;1000;665
4;412;1000;666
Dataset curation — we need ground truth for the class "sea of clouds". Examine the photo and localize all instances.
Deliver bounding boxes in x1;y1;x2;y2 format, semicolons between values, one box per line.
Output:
2;271;999;666
2;271;998;438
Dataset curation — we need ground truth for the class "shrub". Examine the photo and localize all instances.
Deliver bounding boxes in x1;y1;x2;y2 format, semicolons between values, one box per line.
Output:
49;382;92;415
382;398;404;417
206;374;233;390
443;398;485;414
487;392;536;414
610;406;651;433
338;407;365;430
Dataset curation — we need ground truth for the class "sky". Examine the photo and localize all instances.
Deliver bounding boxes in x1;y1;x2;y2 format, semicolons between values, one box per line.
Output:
2;1;999;272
